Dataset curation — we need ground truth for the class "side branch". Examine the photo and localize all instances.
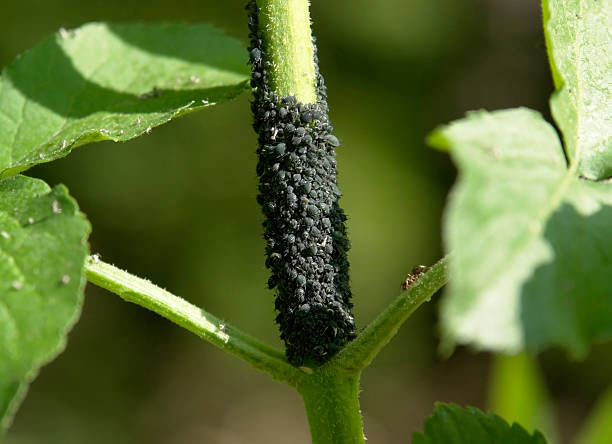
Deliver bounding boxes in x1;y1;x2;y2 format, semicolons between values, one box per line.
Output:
85;257;301;385
333;256;449;373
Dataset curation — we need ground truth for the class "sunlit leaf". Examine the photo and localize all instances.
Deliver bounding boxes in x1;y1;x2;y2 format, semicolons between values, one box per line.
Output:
431;108;612;355
0;175;90;432
545;0;612;180
0;22;249;179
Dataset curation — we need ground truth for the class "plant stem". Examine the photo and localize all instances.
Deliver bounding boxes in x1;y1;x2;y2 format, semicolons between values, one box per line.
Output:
296;257;448;441
85;257;301;385
489;353;558;442
298;368;366;444
574;385;612;444
333;256;449;372
255;0;317;103
86;252;449;441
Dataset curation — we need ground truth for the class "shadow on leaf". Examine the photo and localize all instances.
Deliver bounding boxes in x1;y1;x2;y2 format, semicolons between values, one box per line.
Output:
5;32;244;119
520;202;612;356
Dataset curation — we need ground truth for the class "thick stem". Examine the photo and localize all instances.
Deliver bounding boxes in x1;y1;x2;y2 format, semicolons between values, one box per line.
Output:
298;369;366;444
249;0;355;366
85;257;301;386
255;0;317;102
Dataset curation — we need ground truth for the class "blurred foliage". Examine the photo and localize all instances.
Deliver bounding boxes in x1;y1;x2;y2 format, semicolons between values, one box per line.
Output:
1;0;609;443
489;354;558;442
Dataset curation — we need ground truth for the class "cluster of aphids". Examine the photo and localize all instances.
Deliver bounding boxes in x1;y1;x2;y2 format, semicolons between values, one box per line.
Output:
247;1;356;366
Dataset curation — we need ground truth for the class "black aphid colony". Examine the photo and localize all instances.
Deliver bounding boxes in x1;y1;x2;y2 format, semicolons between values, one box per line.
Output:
247;1;356;366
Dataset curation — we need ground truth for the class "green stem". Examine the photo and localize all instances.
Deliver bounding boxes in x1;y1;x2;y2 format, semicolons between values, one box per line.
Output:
85;257;301;386
294;257;448;441
574;385;612;444
489;353;558;443
85;253;448;442
298;368;366;444
333;257;449;372
256;0;317;103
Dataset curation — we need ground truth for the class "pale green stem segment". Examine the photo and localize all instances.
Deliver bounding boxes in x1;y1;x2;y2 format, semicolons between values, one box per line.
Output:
332;257;449;372
256;0;317;103
85;257;301;386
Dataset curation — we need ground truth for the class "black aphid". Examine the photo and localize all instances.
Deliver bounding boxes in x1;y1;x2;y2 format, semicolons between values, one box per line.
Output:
247;1;356;366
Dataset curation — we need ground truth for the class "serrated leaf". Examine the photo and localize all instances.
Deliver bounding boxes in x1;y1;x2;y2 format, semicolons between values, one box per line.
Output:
544;0;612;180
412;403;548;444
0;175;90;432
431;108;612;355
0;22;249;179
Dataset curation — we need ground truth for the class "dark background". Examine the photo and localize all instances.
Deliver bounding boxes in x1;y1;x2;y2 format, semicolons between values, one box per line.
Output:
2;0;611;442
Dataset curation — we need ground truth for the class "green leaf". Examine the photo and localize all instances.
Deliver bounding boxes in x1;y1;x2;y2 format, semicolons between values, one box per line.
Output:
544;0;612;180
431;108;612;355
0;22;249;179
413;403;548;444
0;175;90;432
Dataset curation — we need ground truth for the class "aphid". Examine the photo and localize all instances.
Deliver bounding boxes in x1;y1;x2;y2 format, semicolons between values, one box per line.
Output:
247;0;355;367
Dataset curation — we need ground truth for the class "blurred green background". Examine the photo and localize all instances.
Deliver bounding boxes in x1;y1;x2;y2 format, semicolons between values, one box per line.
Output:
2;0;611;443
